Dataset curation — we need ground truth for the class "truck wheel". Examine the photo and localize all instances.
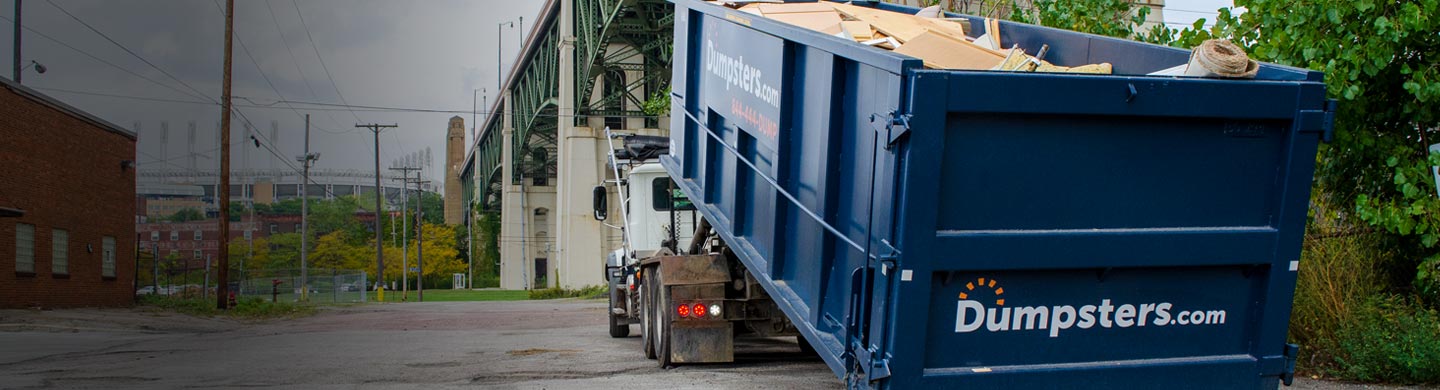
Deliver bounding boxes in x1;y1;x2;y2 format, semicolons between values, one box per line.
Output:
655;268;673;368
641;269;656;359
608;274;630;338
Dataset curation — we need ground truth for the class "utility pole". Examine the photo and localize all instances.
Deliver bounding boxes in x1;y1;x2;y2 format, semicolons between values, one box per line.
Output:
12;0;20;83
215;0;235;310
357;123;398;288
389;166;420;301
412;175;431;302
153;242;160;295
296;115;318;301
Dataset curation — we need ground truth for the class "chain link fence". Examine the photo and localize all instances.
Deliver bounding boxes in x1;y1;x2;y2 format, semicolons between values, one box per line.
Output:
234;268;368;304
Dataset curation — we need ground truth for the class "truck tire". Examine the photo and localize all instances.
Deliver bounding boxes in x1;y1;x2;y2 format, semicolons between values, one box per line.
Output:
655;268;673;368
641;268;657;359
608;274;630;338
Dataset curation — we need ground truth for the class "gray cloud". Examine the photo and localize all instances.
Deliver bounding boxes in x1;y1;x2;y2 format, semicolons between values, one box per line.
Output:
4;0;543;188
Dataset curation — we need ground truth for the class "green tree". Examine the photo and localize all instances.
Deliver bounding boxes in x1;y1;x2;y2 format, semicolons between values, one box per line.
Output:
1007;0;1149;38
266;233;302;270
311;231;369;271
1144;0;1440;298
167;208;206;222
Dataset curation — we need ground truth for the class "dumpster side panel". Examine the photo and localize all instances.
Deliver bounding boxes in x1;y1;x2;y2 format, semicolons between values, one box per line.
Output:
883;72;1326;389
663;1;919;378
667;2;1328;388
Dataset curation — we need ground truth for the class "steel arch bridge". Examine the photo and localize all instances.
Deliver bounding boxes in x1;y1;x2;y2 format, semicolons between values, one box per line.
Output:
459;0;673;214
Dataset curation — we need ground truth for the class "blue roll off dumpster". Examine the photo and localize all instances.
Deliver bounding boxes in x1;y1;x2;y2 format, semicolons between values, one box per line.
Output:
659;0;1333;388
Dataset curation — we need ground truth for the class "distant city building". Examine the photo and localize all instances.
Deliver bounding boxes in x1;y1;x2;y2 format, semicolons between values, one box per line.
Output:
0;77;136;309
136;168;437;210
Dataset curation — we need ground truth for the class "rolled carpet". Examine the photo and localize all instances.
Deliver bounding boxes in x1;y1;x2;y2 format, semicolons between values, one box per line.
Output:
1184;39;1258;79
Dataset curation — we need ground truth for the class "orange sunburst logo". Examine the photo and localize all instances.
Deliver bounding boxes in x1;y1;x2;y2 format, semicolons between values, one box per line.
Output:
958;277;1004;306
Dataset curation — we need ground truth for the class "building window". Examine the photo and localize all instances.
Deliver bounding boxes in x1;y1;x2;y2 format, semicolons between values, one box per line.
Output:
194;230;203;240
294;224;301;233
102;237;116;278
52;229;68;275
244;229;253;240
170;231;179;241
269;224;278;234
15;223;35;274
193;249;202;259
151;231;160;241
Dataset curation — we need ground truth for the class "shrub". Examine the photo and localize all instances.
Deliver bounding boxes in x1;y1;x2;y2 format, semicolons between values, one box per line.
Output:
528;285;606;300
1291;231;1387;371
138;295;314;319
1334;297;1440;384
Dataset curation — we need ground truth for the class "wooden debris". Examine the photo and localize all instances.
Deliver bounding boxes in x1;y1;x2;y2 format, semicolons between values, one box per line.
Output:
894;31;1006;70
829;3;967;43
841;21;875;41
1036;62;1113;74
738;3;843;35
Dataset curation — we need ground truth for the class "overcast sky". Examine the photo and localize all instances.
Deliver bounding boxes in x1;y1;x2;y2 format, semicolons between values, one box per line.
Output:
1165;0;1234;28
2;0;543;188
2;0;1231;188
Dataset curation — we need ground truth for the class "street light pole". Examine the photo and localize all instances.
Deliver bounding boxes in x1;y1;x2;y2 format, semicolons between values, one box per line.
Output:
413;174;431;301
389;166;419;301
296;115;318;301
498;20;516;92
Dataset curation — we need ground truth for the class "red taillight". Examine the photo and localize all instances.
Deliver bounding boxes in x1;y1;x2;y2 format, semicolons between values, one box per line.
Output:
693;303;707;317
677;304;690;318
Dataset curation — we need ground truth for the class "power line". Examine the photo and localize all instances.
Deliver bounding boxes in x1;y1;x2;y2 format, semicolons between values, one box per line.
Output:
37;86;672;119
43;0;216;104
0;15;210;102
213;0;316;139
262;0;350;134
289;0;362;125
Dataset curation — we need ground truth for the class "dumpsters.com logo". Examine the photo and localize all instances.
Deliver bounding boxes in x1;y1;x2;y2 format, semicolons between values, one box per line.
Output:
954;278;1228;338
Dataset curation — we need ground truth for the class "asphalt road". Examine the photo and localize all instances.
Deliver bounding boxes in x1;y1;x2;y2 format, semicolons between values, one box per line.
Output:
0;299;835;389
0;300;1431;389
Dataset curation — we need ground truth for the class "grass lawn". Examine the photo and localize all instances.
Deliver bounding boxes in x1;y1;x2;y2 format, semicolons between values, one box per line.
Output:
375;289;529;303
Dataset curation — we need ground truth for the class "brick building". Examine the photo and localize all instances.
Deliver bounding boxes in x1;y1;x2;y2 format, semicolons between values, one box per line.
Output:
0;78;137;308
134;212;386;272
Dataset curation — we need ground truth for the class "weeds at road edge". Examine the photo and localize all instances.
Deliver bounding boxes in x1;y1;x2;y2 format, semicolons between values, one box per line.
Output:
528;285;607;300
137;295;316;319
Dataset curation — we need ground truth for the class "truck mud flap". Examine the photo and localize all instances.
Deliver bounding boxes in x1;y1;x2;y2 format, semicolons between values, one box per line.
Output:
671;321;734;363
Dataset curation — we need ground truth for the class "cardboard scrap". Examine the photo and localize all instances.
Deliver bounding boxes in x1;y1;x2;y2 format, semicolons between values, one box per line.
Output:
729;2;1112;75
765;11;843;34
752;2;834;14
894;31;1006;70
738;3;843;34
1036;62;1113;74
829;3;968;43
841;21;874;41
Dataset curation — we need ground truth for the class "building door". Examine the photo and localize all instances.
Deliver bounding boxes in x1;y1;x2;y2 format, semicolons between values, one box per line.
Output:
534;258;548;288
